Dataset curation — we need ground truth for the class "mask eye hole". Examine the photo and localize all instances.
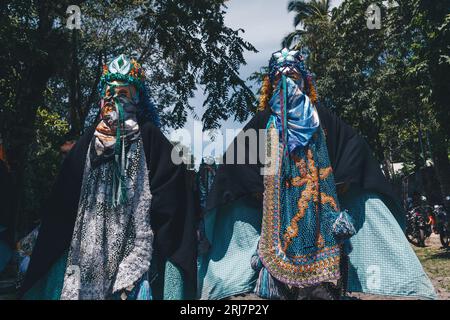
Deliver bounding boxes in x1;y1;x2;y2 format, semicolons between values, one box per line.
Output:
289;73;301;81
115;88;130;98
272;73;302;90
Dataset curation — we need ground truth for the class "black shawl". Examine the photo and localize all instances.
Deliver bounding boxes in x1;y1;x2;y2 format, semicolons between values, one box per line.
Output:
0;160;15;247
206;106;398;211
21;122;197;295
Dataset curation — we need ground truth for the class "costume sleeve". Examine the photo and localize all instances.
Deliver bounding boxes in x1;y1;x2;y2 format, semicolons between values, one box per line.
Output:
205;109;271;211
0;161;15;247
140;122;197;296
20;127;94;295
316;105;397;200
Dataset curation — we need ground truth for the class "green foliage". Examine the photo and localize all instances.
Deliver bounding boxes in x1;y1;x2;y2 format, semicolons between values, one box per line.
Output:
0;0;256;229
72;0;257;130
284;0;332;50
0;0;258;136
285;0;450;190
23;108;70;223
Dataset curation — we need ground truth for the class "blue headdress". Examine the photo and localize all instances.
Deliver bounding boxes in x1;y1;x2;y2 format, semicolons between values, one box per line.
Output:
268;48;306;82
268;48;318;104
266;48;319;154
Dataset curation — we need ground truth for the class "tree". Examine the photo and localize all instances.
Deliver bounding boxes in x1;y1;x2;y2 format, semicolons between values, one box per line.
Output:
406;0;450;196
284;0;332;49
283;0;334;86
283;0;450;196
0;0;257;234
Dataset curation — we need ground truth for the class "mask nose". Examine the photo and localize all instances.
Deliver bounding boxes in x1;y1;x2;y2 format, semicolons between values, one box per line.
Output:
101;94;114;108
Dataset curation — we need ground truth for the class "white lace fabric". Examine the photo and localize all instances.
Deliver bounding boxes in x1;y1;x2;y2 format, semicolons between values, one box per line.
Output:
60;139;153;300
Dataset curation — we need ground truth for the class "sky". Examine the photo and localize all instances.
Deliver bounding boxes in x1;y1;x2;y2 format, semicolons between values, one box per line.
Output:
224;0;344;82
170;0;344;164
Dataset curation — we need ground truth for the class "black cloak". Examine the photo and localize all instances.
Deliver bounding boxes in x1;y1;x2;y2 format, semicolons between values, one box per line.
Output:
21;122;197;297
0;160;15;248
206;106;399;211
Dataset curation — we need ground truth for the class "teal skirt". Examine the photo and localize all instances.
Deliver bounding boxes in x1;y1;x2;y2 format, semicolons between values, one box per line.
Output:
197;188;437;300
23;253;186;300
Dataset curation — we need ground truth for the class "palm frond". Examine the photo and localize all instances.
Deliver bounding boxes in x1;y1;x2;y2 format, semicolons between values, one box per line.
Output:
288;0;331;27
282;30;306;49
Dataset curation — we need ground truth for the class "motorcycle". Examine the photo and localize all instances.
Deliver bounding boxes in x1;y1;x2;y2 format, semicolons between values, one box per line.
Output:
406;206;432;247
434;204;449;248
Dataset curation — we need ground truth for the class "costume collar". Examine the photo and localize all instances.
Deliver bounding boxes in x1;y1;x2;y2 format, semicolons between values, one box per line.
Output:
269;76;319;153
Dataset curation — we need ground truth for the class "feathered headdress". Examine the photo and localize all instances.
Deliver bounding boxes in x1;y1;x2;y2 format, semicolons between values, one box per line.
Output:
259;48;318;111
97;54;160;127
99;54;146;95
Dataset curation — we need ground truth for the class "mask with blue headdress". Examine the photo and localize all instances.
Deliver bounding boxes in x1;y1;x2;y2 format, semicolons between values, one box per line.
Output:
267;48;320;153
254;48;355;299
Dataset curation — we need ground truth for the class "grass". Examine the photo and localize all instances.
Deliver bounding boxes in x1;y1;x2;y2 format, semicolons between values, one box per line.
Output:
413;240;450;294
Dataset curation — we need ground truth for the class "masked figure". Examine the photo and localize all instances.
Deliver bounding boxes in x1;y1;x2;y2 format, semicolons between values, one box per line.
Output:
21;55;196;300
197;49;436;300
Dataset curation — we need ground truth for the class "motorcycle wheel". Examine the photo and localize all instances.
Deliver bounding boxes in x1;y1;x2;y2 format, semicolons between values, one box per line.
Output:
440;232;449;248
418;229;426;247
406;228;418;246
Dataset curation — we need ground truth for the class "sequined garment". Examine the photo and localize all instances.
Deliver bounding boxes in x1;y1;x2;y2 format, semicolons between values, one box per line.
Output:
60;139;153;300
258;116;341;288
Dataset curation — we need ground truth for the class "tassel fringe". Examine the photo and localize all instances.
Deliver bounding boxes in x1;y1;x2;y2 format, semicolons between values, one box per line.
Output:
136;280;152;300
112;97;128;207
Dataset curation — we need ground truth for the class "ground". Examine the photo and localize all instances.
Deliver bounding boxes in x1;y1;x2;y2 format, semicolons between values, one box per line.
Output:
1;234;449;300
413;233;450;300
231;233;450;301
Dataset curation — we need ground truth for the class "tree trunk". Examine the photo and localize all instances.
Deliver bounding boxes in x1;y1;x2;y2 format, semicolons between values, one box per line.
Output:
7;0;55;237
68;30;83;137
432;133;450;199
82;52;104;131
8;60;53;236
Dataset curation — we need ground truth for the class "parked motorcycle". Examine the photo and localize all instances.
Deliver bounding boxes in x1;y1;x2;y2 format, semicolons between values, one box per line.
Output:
434;203;449;248
406;206;432;247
